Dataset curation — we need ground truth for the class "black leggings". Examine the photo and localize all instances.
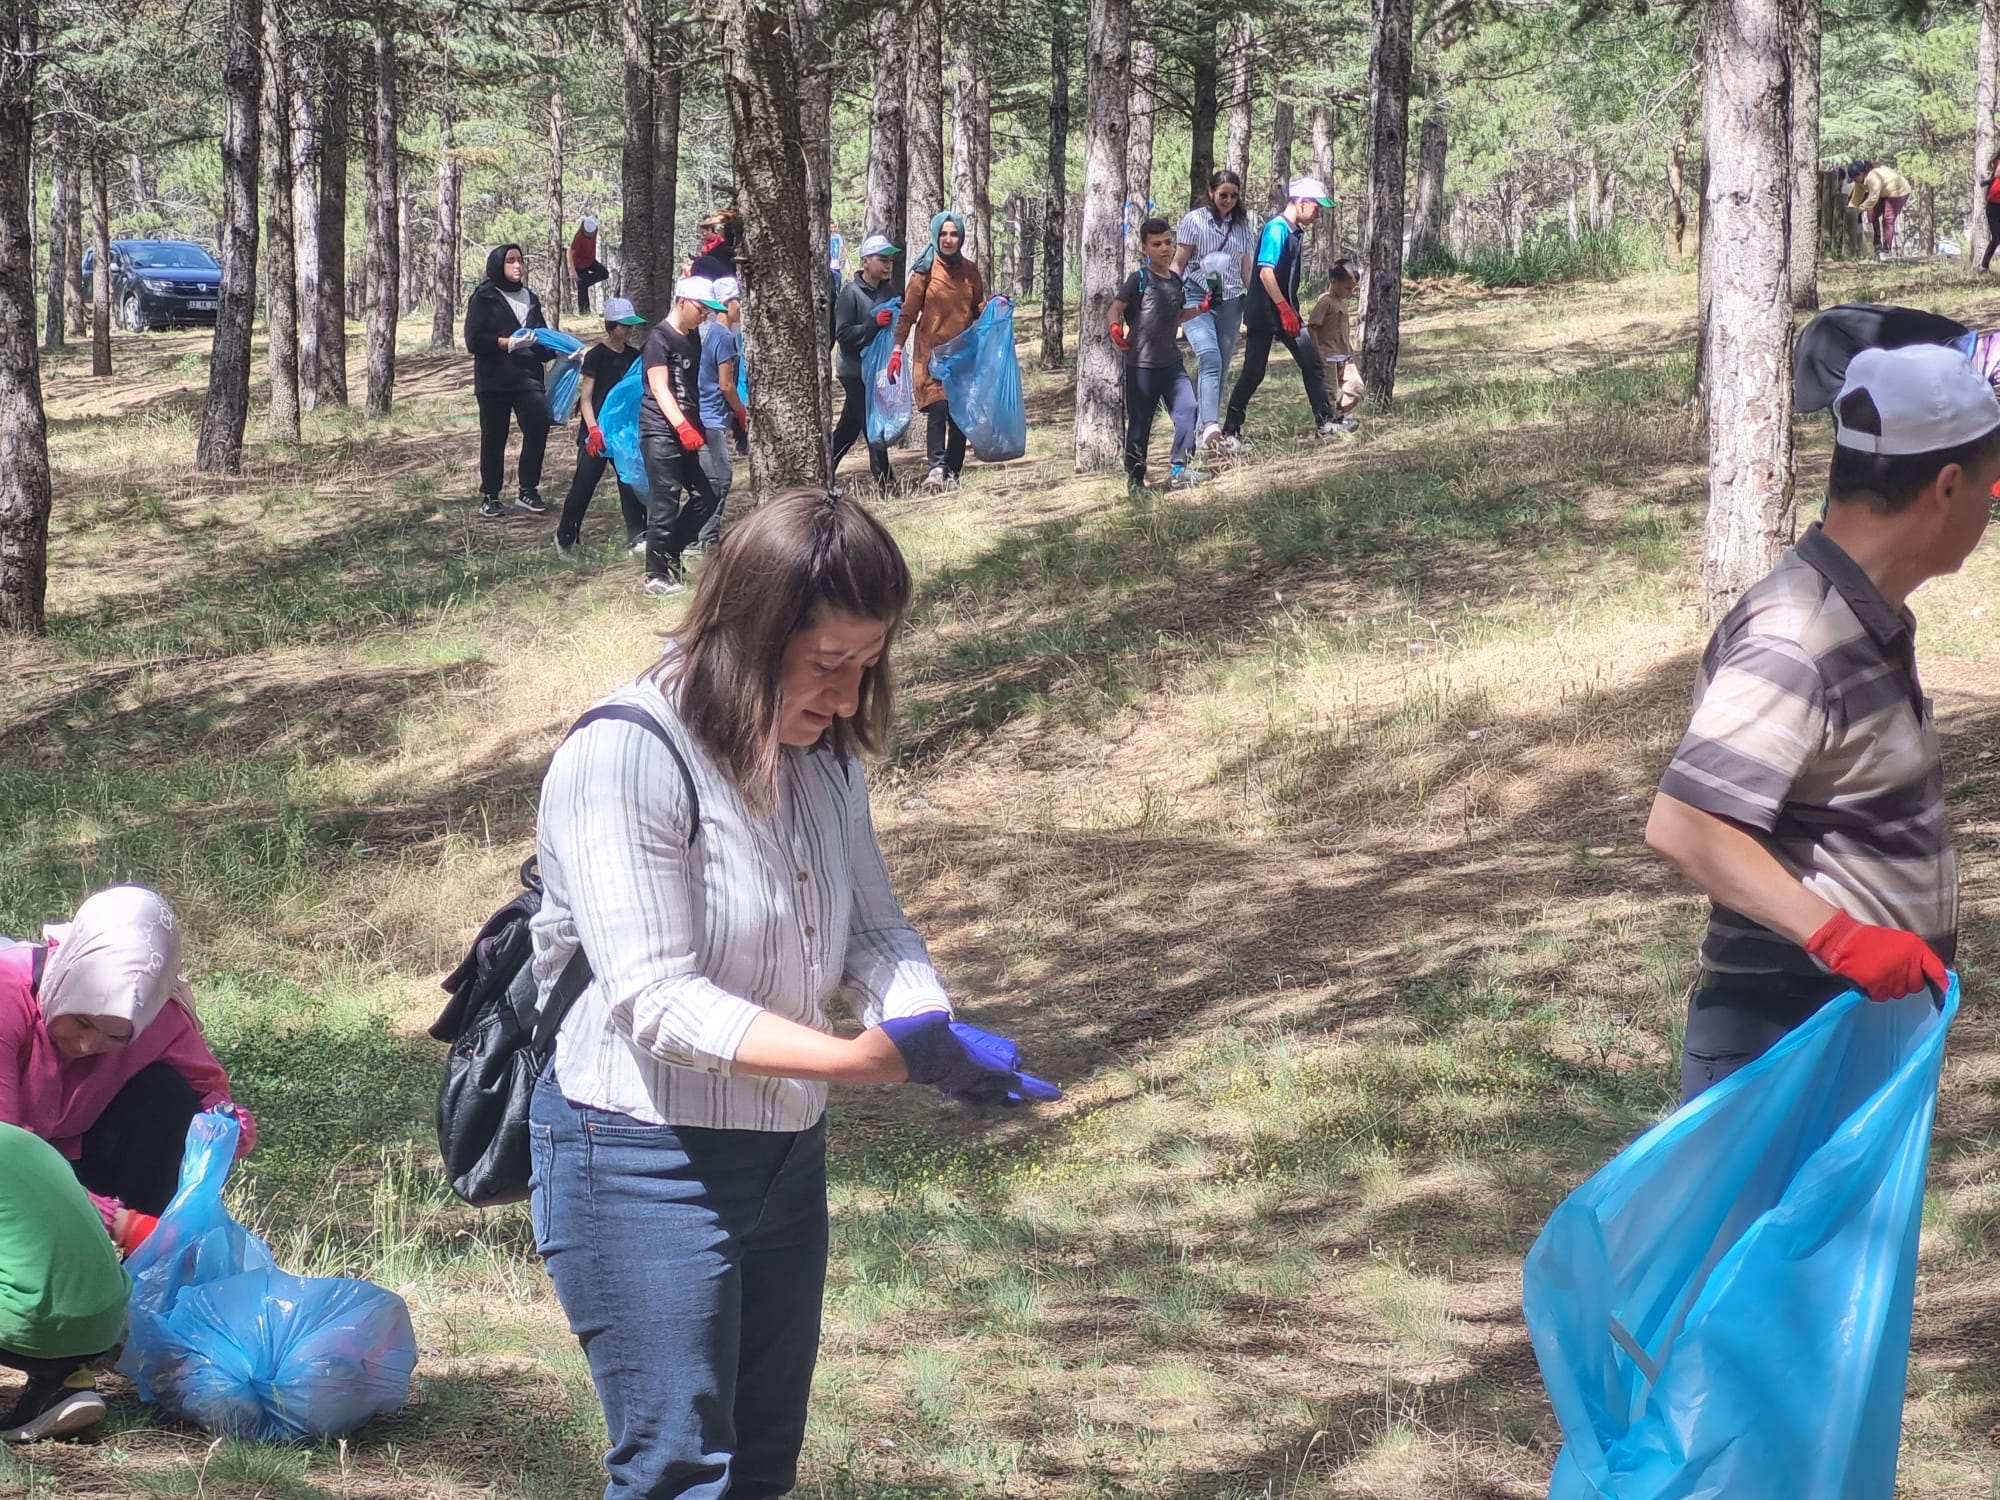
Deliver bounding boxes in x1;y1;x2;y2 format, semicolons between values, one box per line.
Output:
1223;326;1334;435
831;375;893;486
575;261;610;313
641;430;723;579
75;1061;202;1217
477;388;551;498
924;402;967;477
1984;202;2000;270
558;441;647;547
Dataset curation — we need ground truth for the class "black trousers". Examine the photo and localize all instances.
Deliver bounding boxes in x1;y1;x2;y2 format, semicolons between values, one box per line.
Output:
575;260;610;313
558;442;648;547
1679;978;1844;1102
924;401;967;477
1223;326;1335;435
477;388;552;498
75;1061;202;1217
641;430;722;580
830;375;893;486
1984;203;2000;270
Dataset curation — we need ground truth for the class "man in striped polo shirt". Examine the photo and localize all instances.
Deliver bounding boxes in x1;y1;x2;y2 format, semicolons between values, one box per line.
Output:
1647;344;2000;1099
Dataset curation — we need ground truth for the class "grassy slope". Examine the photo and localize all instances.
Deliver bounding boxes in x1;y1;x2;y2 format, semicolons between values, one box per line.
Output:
3;259;1999;1499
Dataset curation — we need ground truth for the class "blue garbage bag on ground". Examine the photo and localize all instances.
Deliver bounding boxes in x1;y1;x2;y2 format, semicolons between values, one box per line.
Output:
597;359;649;500
518;327;586;424
928;296;1026;461
1524;980;1956;1500
864;297;913;447
119;1110;418;1443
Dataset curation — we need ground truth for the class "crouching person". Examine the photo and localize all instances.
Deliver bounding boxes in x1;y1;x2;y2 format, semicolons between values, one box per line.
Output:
526;489;1059;1499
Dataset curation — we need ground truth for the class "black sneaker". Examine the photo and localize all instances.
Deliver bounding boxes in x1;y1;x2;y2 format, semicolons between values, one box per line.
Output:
516;491;549;516
478;495;505;520
1;1370;106;1443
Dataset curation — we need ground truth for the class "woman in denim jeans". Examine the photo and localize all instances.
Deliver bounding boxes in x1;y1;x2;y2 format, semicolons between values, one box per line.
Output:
1172;171;1258;451
526;489;1059;1500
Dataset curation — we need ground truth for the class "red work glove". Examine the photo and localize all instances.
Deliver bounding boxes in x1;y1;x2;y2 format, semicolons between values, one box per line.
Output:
1804;910;1948;1002
585;425;607;458
674;419;705;451
875;306;895;327
219;1101;257;1158
112;1208;159;1259
1108;321;1130;351
1199;294;1213;313
887;349;903;380
1277;301;1303;338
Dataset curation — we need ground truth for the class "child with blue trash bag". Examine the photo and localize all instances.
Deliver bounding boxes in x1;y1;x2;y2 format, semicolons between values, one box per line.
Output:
1645;342;2000;1099
555;295;651;559
525;489;1060;1500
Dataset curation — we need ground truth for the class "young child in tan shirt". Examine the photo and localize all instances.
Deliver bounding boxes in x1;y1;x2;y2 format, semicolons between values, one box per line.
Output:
1307;262;1365;433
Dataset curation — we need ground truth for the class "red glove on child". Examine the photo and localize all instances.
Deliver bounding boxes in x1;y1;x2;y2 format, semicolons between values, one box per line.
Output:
875;306;896;327
1108;321;1130;351
585;425;607;458
112;1208;159;1258
1199;294;1213;314
1804;910;1948;1002
1277;301;1303;338
887;349;903;380
674;419;705;451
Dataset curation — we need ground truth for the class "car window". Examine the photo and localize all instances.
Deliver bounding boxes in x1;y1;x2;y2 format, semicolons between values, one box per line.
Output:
128;244;218;270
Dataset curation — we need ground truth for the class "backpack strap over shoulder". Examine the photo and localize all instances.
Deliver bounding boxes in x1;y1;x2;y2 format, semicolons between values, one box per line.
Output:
564;702;700;848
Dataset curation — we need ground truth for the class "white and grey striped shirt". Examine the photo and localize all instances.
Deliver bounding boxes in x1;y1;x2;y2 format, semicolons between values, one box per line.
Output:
529;677;951;1131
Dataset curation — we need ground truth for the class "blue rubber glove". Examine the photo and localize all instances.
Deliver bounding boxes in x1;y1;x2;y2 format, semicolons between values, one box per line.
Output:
880;1013;1062;1107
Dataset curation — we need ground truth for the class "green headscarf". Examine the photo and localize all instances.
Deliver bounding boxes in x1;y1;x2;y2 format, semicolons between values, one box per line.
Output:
911;210;968;275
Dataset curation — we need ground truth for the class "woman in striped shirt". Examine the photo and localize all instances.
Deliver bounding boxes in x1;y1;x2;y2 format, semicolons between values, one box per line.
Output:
527;488;1058;1500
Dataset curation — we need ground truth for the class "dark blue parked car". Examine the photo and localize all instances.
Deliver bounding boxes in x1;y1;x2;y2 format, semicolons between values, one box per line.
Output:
81;239;222;332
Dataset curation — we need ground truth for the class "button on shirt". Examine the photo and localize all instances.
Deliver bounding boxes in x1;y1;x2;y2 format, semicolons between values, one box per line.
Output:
1657;524;1957;980
531;678;952;1132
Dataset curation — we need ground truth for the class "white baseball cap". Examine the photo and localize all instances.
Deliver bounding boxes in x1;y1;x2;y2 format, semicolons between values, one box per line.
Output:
859;233;900;260
1288;176;1334;206
674;275;728;311
581;215;599;234
711;275;742;304
1834;345;2000;455
602;295;647;326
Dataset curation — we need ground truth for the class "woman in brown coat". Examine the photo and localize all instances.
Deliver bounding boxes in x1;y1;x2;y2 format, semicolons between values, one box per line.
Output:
888;211;986;490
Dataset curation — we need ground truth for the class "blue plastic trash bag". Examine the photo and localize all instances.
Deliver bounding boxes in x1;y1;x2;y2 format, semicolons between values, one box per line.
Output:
928;296;1026;462
517;327;585;425
864;297;913;446
597;359;649;500
119;1110;418;1443
1524;981;1956;1500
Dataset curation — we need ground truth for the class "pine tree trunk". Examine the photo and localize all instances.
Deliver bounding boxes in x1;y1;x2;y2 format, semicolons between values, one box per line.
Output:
864;7;906;284
618;0;657;318
1074;0;1129;472
398;165;417;317
263;0;300;445
89;151;110;376
1361;0;1412;403
794;0;835;440
1041;8;1070;365
315;49;349;407
61;163;82;337
905;0;945;234
1667;98;1693;259
1266;100;1293;215
41;146;65;351
1972;0;1995;269
363;17;398;418
1786;3;1817;306
291;44;321;402
721;0;828;492
1311;104;1337;282
952;42;994;277
1187;17;1216;209
1126;37;1157;231
430;98;459;347
545;91;568;330
196;0;261;473
1700;0;1795;621
651;27;681;292
0;0;53;634
1224;15;1253;181
1410;103;1446;262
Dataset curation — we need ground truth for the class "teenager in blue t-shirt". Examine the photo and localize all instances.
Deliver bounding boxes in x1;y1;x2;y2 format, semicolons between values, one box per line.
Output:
693;276;749;554
1220;178;1342;452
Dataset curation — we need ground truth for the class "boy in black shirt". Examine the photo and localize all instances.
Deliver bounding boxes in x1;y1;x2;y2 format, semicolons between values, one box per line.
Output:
1109;218;1209;493
555;296;651;558
639;276;728;596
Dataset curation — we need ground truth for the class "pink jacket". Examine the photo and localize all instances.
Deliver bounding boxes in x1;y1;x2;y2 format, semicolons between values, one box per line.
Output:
0;942;232;1159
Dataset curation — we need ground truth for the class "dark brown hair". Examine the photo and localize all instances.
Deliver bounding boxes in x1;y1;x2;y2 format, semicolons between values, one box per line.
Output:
653;488;913;808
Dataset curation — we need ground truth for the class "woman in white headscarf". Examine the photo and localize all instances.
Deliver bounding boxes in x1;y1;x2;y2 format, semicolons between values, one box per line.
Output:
0;885;252;1217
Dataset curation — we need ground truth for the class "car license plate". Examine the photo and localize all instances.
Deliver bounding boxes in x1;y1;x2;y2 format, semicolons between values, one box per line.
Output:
189;300;217;311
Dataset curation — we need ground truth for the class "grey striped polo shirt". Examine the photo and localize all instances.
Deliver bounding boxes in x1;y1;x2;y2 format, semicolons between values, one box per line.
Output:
1658;523;1957;980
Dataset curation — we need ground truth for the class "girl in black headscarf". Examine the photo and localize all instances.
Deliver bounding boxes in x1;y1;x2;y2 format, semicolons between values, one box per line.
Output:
463;244;562;520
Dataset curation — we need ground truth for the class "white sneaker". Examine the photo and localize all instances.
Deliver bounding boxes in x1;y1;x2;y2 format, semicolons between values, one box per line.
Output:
924;465;946;492
1;1382;105;1443
554;536;579;559
1218;433;1250;455
628;536;648;555
1199;422;1224;450
1168;464;1207;490
1318;418;1354;440
643;574;685;596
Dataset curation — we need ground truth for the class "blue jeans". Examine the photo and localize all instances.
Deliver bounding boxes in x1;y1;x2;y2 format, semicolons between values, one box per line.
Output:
1123;365;1198;483
529;1072;829;1500
697;428;734;548
1181;295;1244;430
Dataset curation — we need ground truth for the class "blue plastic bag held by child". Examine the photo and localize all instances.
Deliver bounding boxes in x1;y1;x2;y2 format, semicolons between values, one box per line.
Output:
119;1109;418;1443
1524;981;1956;1500
597;359;650;500
518;327;586;424
864;297;913;446
928;296;1026;462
